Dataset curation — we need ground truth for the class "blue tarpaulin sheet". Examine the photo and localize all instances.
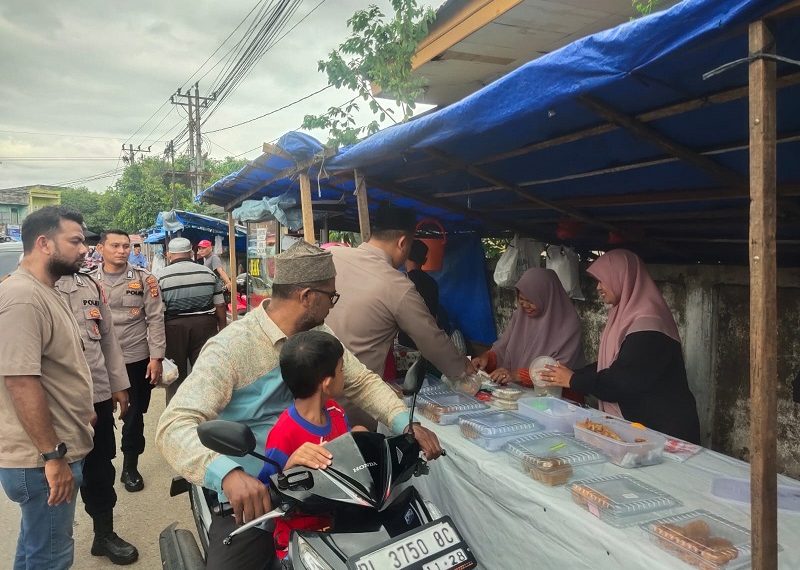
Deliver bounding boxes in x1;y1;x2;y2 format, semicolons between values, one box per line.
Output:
143;210;247;250
195;0;800;342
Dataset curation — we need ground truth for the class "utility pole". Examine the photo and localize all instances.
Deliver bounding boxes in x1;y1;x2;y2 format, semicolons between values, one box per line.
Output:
170;83;215;196
194;84;204;196
166;140;177;209
121;144;151;165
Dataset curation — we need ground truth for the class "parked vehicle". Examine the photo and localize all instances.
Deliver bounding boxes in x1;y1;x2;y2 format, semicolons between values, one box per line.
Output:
0;240;23;281
160;358;478;570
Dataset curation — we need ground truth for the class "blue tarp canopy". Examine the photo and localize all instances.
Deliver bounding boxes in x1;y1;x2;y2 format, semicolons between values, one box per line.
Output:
143;210;247;251
199;0;800;266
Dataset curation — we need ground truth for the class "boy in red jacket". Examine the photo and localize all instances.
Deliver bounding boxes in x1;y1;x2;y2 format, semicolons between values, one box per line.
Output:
258;330;364;559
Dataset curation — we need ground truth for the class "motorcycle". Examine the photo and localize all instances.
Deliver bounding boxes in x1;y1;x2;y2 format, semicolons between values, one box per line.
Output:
160;357;478;570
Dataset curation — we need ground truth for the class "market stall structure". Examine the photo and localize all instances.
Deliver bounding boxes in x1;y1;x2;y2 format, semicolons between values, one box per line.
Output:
198;0;800;565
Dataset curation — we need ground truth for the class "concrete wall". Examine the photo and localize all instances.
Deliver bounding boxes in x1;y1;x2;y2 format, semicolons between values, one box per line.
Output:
489;263;800;478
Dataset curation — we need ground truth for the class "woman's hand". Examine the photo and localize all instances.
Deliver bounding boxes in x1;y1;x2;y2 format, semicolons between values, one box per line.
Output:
489;367;513;385
540;362;574;388
471;353;489;371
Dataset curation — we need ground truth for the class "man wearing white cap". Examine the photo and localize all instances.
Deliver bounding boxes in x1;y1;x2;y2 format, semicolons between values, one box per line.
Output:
157;240;442;570
156;237;227;402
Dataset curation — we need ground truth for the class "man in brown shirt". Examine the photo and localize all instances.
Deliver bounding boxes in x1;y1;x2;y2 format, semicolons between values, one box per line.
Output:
56;271;139;564
90;229;165;492
326;207;474;428
0;206;95;570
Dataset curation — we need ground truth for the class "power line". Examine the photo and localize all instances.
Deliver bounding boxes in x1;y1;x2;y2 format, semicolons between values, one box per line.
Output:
205;85;331;134
0;157;120;161
0;129;139;141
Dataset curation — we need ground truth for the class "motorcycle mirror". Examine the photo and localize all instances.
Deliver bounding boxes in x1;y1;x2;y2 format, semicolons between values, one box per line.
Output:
198;420;256;457
402;356;428;396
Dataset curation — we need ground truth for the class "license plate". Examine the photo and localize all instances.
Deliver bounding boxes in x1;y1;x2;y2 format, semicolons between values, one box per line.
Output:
421;548;471;570
350;518;473;570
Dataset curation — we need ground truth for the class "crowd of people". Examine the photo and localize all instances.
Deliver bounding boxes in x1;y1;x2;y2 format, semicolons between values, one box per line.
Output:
0;204;701;569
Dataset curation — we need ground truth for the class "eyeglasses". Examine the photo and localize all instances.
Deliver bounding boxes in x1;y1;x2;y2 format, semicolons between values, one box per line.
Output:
308;288;340;306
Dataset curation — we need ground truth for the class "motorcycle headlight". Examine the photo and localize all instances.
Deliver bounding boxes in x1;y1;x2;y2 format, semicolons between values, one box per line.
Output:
424;500;443;521
295;536;334;570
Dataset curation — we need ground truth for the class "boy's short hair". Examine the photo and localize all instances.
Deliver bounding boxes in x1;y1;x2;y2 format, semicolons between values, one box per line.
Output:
280;330;344;399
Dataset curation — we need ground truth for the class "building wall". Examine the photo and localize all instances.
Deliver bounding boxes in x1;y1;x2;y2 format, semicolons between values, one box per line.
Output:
0;203;28;225
489;263;800;479
28;187;61;211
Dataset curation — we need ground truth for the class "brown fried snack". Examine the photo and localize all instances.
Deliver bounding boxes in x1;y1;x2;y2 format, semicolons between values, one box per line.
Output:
578;419;623;441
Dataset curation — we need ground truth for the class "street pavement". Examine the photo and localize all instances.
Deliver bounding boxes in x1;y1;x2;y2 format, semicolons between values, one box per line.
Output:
0;390;198;568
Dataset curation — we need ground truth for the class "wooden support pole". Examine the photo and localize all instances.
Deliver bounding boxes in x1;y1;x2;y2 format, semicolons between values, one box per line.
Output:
354;169;371;241
299;173;315;244
748;19;778;569
227;211;238;322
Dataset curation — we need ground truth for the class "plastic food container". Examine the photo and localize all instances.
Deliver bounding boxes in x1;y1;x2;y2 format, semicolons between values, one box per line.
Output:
574;417;666;468
459;411;542;451
506;432;605;486
489;386;525;410
528;356;562;397
570;474;680;527
517;397;600;433
642;510;756;568
418;392;488;425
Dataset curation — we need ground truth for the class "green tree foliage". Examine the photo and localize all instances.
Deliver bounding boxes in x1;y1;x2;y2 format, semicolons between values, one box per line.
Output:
59;156;246;233
632;0;661;18
302;0;435;147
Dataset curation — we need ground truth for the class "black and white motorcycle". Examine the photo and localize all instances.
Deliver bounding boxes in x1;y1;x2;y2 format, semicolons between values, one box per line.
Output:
160;358;478;570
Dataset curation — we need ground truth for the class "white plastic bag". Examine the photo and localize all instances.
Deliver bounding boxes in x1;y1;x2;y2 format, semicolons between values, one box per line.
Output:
494;235;524;288
545;245;585;300
158;358;180;387
493;235;542;288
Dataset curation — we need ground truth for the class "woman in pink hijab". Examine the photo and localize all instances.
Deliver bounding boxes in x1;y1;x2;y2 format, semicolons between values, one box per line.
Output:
541;249;700;443
472;268;584;401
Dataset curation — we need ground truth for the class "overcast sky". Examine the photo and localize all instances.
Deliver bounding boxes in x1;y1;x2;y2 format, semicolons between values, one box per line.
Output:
0;0;441;192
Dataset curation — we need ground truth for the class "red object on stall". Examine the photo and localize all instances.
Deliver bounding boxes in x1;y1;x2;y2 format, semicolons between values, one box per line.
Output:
415;218;447;271
556;219;584;241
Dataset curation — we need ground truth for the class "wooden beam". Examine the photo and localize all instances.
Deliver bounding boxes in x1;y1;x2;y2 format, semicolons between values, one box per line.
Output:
421;148;685;257
223;148;335;210
411;0;523;70
227;211;238;322
766;0;800;19
354;170;371;241
261;142;293;161
367;175;534;236
393;72;800;185
749;19;778;570
580;95;744;188
299;173;315;244
443;132;800;198
480;183;800;211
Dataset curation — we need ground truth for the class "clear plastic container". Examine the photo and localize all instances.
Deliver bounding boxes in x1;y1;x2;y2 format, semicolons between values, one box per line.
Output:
574;417;666;468
418;392;488;425
506;432;605;486
517;397;600;433
642;510;755;568
459;411;542;451
569;474;681;527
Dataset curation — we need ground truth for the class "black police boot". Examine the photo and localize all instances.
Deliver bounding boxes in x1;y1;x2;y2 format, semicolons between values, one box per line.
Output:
120;454;144;492
90;511;139;565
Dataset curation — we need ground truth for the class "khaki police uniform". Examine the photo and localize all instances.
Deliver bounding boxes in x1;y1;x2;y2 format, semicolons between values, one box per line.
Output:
89;263;165;457
56;273;129;520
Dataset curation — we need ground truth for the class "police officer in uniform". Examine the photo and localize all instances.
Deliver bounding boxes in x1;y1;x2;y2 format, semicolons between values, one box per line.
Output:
91;229;166;492
55;271;139;564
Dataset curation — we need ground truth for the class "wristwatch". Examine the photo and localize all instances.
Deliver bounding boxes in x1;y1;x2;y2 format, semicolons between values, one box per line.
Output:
41;442;68;462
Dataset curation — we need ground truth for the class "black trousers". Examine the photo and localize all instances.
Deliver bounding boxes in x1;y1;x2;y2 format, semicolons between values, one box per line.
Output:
205;515;275;570
80;398;117;518
121;358;153;456
165;314;218;403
